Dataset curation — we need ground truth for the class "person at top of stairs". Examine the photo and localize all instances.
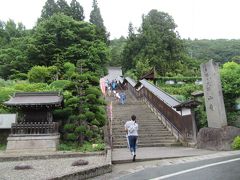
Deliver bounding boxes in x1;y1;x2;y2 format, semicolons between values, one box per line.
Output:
125;114;138;162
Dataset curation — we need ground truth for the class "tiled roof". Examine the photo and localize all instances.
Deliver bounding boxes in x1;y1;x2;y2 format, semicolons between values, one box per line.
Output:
139;79;180;107
4;92;63;107
125;77;137;87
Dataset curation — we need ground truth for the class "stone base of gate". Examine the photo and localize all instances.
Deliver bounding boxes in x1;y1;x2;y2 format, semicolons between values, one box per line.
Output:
6;134;60;153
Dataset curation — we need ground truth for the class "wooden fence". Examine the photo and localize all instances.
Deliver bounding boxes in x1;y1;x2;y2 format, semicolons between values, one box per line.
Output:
10;122;59;136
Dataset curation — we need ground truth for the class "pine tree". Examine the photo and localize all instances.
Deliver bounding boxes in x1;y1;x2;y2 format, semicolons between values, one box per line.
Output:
70;0;85;21
89;0;109;44
41;0;58;19
56;0;71;16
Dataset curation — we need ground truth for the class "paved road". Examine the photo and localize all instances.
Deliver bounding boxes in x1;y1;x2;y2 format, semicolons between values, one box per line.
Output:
116;154;240;180
90;151;240;180
104;67;122;81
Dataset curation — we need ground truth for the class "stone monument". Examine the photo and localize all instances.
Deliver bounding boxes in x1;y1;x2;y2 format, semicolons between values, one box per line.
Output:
200;60;227;128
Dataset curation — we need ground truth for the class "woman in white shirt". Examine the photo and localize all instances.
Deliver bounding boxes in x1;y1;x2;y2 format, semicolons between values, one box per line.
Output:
124;114;138;161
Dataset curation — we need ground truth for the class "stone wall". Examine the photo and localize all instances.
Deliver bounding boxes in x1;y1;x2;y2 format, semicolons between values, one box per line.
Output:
197;126;240;150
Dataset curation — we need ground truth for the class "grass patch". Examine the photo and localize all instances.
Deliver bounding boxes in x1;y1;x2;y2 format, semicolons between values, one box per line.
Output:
0;144;6;151
58;141;105;152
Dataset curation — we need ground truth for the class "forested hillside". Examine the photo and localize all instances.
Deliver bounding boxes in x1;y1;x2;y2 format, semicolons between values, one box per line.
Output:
184;39;240;64
0;0;109;147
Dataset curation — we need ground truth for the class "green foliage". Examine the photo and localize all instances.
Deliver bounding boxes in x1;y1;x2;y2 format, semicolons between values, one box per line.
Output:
85;87;101;97
65;97;79;107
50;80;71;89
90;0;108;43
135;58;151;79
64;123;75;132
0;87;15;103
220;62;240;126
85;130;94;138
86;94;97;103
68;115;79;123
28;66;58;83
160;84;202;99
232;136;240;150
109;36;126;66
95;112;106;127
79;141;105;152
70;0;85;21
14;82;53;92
41;0;59;19
220;62;240;95
58;141;105;152
75;125;86;134
53;107;72;120
30;13;109;73
91;119;100;126
0;144;6;151
184;39;240;64
63;62;76;79
122;10;186;77
85;111;95;121
9;73;28;80
0;9;109;147
66;133;77;141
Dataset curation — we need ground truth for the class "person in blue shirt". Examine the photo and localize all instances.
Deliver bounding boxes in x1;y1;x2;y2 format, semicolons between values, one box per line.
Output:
119;91;126;105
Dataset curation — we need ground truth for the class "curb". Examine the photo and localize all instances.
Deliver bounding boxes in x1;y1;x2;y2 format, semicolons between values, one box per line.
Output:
0;151;104;162
112;155;193;164
50;148;112;180
112;150;240;164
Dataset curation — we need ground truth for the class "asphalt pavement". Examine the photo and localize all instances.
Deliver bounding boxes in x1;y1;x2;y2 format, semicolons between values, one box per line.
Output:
112;146;218;164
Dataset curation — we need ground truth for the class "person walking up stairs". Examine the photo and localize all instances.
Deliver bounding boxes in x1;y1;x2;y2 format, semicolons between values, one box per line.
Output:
112;90;181;149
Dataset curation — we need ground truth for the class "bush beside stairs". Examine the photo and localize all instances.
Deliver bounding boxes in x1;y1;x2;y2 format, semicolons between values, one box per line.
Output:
110;90;181;149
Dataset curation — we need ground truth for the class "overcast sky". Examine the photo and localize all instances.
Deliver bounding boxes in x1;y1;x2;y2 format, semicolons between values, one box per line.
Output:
0;0;240;40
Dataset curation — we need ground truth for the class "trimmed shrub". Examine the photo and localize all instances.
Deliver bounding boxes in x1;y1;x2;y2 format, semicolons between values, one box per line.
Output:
64;124;75;133
66;133;77;141
85;111;95;122
232;136;240;150
50;80;71;89
75;126;86;134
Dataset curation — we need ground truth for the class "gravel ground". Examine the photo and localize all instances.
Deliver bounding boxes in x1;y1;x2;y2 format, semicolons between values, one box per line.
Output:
0;155;106;180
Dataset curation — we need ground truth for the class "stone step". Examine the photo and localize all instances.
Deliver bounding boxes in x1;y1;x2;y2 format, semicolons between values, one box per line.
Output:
112;122;165;126
112;119;161;123
112;113;157;118
113;139;177;145
112;129;170;133
112;133;174;138
112;132;172;137
112;118;161;121
112;142;182;148
113;137;176;142
112;127;167;131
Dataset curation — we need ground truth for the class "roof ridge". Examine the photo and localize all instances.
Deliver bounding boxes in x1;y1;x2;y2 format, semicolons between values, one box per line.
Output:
14;92;60;97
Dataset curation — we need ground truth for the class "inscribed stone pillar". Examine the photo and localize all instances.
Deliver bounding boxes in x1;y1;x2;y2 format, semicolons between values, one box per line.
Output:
200;60;227;128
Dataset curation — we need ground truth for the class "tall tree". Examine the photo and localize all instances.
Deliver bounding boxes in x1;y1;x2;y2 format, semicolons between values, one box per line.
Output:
28;13;109;76
41;0;58;19
89;0;108;44
70;0;85;21
56;0;71;16
122;10;185;77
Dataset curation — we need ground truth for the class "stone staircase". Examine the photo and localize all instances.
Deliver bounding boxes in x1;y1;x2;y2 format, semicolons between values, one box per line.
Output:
110;90;181;149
